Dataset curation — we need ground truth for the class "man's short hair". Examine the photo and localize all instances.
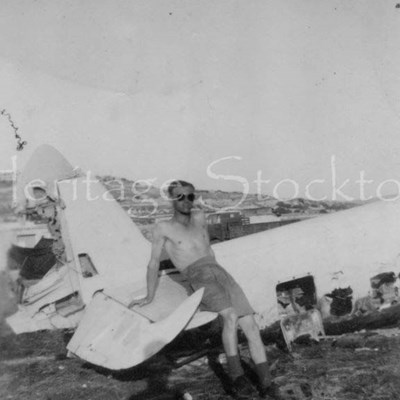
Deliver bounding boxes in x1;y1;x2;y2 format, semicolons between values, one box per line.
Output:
167;180;195;198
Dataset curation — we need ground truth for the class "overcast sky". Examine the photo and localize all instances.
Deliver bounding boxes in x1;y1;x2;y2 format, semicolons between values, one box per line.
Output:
0;0;400;201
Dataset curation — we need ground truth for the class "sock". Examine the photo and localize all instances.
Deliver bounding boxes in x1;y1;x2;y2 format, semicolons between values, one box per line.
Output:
226;355;244;380
255;362;272;387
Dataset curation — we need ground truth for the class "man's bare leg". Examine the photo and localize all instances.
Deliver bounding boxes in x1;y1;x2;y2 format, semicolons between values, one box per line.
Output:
219;307;243;380
218;308;256;396
219;307;239;356
238;314;266;364
239;315;273;392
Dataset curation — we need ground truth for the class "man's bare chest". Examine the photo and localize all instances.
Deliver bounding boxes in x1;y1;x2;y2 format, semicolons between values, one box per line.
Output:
165;224;207;248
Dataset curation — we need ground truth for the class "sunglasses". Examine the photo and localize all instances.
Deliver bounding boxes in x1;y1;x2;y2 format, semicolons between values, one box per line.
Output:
175;193;195;202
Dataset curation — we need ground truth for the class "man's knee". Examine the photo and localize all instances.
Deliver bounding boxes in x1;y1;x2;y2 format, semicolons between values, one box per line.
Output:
239;315;261;337
220;307;239;329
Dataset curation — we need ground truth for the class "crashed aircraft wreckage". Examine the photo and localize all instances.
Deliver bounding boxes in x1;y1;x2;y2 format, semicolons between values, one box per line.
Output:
6;145;400;369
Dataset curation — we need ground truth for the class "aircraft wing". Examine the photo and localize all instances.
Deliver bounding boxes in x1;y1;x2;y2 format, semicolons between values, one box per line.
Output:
67;288;206;370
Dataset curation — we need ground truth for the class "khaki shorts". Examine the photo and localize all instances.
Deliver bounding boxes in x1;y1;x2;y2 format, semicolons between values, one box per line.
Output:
182;255;254;317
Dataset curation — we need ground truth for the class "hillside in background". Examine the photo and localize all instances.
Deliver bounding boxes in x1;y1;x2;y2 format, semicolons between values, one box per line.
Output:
97;175;360;221
0;176;362;224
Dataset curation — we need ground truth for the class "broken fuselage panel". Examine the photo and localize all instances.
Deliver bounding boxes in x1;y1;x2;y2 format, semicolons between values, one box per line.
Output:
6;220;84;333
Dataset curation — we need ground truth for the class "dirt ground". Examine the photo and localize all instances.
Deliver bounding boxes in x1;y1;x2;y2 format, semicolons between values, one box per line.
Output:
2;270;400;400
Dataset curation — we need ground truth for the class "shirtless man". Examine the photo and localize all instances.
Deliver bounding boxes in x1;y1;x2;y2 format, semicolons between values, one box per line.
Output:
130;180;278;398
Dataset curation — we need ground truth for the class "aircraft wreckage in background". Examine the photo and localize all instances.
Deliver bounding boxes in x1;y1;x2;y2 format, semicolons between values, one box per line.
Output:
5;145;400;369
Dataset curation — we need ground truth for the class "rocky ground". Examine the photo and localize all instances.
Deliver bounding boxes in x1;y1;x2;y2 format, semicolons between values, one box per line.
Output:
2;321;400;400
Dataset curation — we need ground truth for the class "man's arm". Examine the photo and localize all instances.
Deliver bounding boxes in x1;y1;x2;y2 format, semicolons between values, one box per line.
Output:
129;223;166;308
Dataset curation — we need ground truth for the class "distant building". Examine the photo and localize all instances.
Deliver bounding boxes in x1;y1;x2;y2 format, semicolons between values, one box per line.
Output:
242;207;274;217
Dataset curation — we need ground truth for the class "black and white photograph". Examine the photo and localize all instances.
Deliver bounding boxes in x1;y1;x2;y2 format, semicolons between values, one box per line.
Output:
1;1;400;399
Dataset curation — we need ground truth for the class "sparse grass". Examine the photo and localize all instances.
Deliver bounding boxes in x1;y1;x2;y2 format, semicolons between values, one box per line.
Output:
2;327;400;400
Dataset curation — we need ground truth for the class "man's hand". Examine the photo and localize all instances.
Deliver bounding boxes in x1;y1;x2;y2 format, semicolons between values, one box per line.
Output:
128;296;152;308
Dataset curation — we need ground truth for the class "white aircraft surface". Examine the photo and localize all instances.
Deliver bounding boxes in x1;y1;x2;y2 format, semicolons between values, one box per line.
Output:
6;145;400;369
